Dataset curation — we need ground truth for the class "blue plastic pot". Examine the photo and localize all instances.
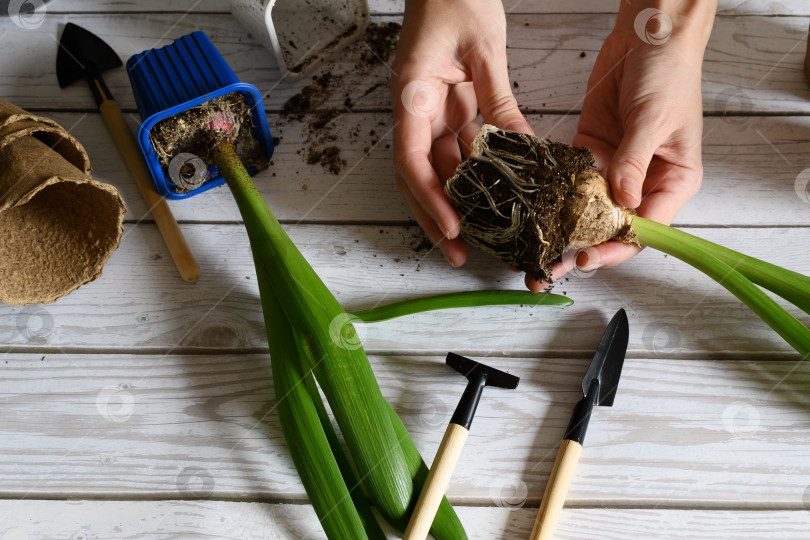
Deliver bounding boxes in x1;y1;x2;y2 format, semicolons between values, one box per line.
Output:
126;31;274;199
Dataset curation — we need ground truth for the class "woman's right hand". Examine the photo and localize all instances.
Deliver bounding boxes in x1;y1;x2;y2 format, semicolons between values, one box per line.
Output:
390;0;532;268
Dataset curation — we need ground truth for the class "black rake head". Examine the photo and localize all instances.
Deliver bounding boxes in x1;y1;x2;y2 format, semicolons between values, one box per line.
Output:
446;352;519;389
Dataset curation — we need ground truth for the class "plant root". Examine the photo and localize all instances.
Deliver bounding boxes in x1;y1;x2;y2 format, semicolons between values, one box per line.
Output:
445;124;636;281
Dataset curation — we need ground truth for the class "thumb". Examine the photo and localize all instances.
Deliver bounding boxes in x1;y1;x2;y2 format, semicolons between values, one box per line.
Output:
470;53;533;134
608;125;664;208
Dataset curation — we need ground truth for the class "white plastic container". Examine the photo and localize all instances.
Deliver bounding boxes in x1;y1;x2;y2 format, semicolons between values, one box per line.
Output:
231;0;369;79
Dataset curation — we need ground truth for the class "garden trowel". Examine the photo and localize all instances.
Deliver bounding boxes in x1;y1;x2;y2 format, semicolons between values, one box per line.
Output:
57;22;199;282
529;308;629;540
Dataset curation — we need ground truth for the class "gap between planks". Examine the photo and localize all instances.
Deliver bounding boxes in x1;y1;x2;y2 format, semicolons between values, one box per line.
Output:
0;347;804;362
0;493;805;512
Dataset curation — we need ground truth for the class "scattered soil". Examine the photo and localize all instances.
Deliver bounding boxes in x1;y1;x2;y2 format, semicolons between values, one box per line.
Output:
306;146;346;175
408;228;433;254
282;72;336;117
283;24;359;76
412;236;433;254
281;22;401;176
444;126;594;282
360;22;399;64
149;92;268;193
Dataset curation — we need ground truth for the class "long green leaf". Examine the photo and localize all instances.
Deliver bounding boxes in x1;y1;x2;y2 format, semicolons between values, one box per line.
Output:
255;255;370;538
636;221;810;315
633;216;810;358
300;354;387;540
217;143;414;524
387;405;468;539
351;290;572;323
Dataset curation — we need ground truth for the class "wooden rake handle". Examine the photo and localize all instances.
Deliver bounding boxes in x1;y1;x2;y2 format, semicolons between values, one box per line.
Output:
529;439;582;540
403;423;469;540
99;98;200;282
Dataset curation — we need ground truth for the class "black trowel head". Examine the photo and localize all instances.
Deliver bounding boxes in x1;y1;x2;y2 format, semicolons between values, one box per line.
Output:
582;308;629;407
57;22;122;88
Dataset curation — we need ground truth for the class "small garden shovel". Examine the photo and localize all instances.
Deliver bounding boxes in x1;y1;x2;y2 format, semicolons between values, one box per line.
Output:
529;308;629;540
57;23;200;282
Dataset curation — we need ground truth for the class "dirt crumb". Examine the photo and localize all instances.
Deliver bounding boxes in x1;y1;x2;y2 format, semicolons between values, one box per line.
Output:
405;227;433;254
281;23;401;175
306;146;346;175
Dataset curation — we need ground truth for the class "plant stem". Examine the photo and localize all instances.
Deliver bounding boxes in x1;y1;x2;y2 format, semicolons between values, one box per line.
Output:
351;290;572;323
632;216;810;358
639;222;810;315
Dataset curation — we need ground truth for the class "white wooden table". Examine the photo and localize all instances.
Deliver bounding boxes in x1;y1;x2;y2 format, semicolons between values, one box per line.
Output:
2;1;810;538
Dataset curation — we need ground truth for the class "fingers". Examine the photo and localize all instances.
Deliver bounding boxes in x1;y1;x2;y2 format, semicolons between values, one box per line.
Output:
637;158;702;224
525;274;546;293
458;120;481;158
576;240;643;270
432;132;463;183
524;261;567;292
396;174;468;267
607;122;668;209
392;85;463;239
469;47;533;135
636;184;700;228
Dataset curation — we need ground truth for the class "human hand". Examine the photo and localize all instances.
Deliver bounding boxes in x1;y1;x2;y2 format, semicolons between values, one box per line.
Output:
525;1;717;292
390;0;532;268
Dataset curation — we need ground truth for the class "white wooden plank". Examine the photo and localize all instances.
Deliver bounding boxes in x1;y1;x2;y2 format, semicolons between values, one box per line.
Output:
505;0;810;16
36;0;810;15
37;112;810;227
0;224;807;355
45;0;228;11
0;353;809;505
44;0;398;14
2;14;809;113
507;13;810;115
1;501;810;539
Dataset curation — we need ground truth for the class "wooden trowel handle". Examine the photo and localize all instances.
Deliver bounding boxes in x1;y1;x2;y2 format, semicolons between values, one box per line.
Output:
404;423;469;540
529;439;582;540
98;98;200;282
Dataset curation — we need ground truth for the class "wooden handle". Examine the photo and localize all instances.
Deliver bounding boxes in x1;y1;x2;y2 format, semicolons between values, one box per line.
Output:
98;99;200;282
403;423;469;540
529;439;582;540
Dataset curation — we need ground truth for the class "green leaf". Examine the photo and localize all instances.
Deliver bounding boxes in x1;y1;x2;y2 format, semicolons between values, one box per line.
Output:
633;216;810;358
351;290;572;323
256;260;370;538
